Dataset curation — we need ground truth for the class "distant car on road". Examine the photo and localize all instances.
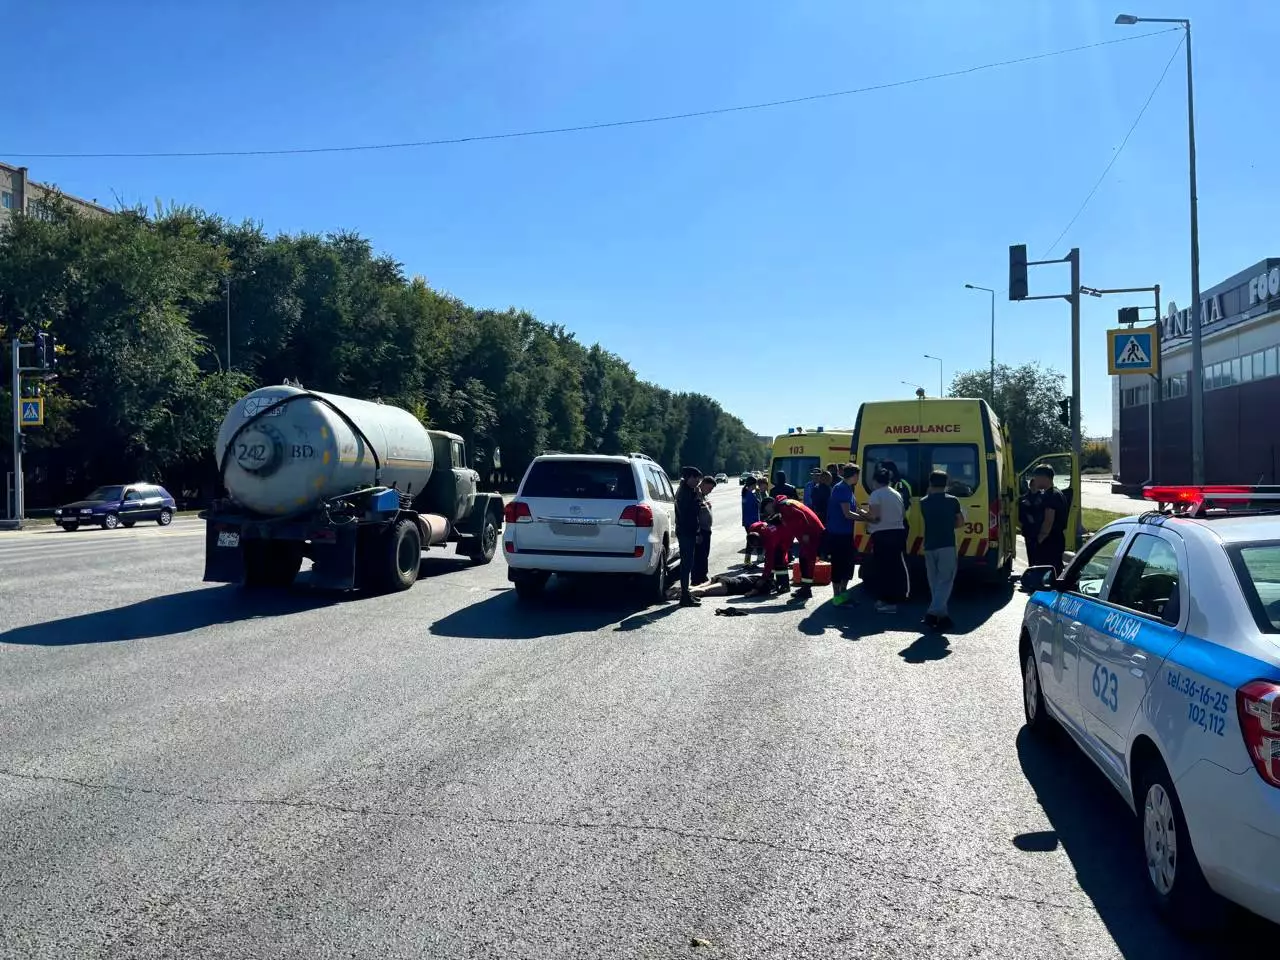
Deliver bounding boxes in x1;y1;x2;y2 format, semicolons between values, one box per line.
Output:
715;473;728;485
53;483;176;531
1019;485;1280;931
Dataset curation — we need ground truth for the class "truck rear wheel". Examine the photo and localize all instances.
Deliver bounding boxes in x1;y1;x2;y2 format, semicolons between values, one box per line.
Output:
242;541;304;589
368;518;421;593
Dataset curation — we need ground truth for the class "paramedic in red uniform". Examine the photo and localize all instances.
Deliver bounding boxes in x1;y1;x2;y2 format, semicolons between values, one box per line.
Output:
771;495;825;600
748;519;790;596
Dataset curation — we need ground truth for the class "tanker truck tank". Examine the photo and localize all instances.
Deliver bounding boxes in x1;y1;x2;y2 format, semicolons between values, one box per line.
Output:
215;385;435;516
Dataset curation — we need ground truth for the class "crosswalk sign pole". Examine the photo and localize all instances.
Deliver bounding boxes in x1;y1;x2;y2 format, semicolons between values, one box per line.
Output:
9;337;23;522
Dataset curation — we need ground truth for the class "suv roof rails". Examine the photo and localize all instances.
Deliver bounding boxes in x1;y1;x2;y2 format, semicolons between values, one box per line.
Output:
629;452;654;462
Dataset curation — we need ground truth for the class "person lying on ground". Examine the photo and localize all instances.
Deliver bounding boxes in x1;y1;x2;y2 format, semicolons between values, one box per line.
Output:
666;570;767;599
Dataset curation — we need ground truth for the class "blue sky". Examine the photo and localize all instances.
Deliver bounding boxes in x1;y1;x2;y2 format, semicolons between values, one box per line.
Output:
8;1;1277;443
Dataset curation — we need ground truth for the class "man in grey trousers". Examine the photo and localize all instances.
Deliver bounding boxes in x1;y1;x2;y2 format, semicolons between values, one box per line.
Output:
919;470;964;630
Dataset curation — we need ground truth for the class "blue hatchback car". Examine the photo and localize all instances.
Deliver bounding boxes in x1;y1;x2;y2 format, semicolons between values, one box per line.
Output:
53;483;177;531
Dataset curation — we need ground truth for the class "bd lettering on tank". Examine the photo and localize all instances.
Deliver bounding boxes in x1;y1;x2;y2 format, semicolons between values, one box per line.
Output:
883;424;963;435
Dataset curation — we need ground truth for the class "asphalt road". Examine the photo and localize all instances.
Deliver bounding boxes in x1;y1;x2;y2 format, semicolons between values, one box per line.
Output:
0;488;1265;958
1080;477;1148;516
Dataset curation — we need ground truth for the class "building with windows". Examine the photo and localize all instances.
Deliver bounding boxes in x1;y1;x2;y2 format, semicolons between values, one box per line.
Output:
1114;257;1280;487
0;162;111;226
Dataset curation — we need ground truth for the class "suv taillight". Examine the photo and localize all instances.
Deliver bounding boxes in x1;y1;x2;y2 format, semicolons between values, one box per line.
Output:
1237;680;1280;788
620;504;654;528
504;501;532;524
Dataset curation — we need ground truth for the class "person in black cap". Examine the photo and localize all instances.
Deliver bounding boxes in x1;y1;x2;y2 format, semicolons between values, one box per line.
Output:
1026;463;1068;573
675;466;704;606
809;467;833;559
771;470;798;502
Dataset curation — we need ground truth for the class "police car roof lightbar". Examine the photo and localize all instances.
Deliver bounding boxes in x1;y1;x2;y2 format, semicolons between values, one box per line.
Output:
1143;485;1280;517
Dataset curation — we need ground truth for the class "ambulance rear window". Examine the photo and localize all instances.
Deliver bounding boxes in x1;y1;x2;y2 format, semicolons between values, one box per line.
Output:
771;456;820;489
862;444;980;498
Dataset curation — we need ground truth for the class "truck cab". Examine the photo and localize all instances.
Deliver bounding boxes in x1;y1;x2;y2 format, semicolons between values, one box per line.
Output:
424;430;478;523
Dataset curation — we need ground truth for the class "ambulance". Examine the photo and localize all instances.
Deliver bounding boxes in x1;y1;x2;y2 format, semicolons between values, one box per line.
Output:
850;398;1021;580
765;427;854;498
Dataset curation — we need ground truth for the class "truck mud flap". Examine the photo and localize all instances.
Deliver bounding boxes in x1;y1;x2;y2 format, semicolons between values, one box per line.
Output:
308;523;360;591
204;519;245;584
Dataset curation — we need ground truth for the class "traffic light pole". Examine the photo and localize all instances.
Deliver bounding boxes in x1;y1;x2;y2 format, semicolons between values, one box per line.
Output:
1069;248;1081;485
1008;245;1085;543
9;338;23;523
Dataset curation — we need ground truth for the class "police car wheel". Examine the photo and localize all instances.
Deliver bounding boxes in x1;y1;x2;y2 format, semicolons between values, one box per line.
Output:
1138;760;1223;932
1020;641;1051;733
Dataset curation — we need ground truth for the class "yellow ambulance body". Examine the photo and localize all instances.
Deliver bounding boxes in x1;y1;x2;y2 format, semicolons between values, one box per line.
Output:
850;398;1019;579
765;427;855;500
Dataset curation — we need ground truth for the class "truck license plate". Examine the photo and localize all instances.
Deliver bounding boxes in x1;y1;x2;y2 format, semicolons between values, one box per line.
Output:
217;531;241;548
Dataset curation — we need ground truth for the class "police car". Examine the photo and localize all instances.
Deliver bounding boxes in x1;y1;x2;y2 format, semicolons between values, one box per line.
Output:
1019;485;1280;930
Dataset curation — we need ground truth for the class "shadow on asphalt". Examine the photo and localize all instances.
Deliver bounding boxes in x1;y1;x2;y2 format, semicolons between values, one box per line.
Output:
793;577;1017;641
0;556;484;647
0;585;343;647
429;575;661;640
1014;726;1275;956
898;633;952;663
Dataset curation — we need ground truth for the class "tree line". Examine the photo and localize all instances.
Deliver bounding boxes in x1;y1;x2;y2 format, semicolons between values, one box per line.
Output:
948;361;1081;469
0;202;767;508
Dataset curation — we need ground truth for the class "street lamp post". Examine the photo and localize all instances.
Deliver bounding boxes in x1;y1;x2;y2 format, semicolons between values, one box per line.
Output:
923;354;944;398
224;275;231;373
964;283;997;400
1116;12;1202;483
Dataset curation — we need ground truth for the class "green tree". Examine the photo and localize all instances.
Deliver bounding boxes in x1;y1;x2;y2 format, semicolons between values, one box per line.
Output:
948;361;1070;468
0;200;762;507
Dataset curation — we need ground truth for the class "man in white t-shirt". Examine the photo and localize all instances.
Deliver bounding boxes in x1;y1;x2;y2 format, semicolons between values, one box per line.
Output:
852;466;909;613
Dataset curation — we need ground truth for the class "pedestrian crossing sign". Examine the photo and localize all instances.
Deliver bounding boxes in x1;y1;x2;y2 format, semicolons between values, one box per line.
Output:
19;398;43;426
1107;324;1159;376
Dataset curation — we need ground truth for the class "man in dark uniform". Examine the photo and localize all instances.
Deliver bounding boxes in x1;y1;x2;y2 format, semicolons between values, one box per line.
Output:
771;471;798;501
1022;463;1068;573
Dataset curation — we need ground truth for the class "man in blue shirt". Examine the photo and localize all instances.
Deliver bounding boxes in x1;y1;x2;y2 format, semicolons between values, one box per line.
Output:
740;476;762;563
826;464;860;596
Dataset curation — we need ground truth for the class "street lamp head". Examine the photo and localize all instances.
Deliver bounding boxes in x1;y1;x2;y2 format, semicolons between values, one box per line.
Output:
964;283;975;289
1114;14;1140;24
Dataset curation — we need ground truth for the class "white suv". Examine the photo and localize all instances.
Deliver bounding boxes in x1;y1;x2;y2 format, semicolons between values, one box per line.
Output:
502;453;680;602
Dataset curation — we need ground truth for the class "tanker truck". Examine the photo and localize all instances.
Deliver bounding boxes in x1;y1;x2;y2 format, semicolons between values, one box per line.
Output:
201;384;505;592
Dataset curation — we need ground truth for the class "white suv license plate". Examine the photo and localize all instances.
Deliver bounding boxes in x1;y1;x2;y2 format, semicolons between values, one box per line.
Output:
217;531;241;548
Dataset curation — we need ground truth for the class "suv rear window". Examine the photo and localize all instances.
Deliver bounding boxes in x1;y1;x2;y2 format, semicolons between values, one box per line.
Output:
521;460;639;500
1230;543;1280;633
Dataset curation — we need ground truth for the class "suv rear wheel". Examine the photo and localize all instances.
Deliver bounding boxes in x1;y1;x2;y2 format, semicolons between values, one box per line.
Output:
645;545;670;604
514;571;549;601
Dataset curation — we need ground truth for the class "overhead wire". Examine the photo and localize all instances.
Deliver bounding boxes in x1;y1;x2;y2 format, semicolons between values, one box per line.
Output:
1041;32;1185;257
4;28;1179;160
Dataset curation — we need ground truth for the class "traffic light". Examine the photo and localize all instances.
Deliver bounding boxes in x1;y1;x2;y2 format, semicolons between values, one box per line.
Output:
1058;397;1072;427
1118;306;1140;325
1009;244;1028;301
31;331;57;369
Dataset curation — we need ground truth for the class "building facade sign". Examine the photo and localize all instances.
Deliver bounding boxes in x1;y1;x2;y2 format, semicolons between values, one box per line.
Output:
1158;258;1280;352
1250;266;1280;307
